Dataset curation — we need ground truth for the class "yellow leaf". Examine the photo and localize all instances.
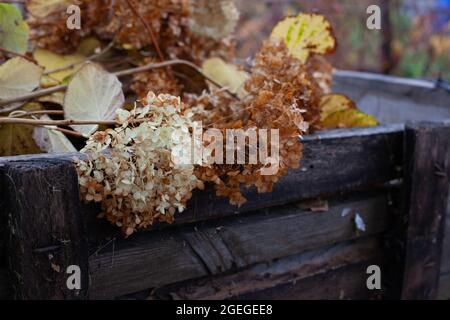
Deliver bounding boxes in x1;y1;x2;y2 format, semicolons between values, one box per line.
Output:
33;48;85;87
271;13;337;63
321;109;378;129
27;0;71;18
0;57;43;101
0;103;43;156
319;94;356;121
202;58;248;98
76;37;102;56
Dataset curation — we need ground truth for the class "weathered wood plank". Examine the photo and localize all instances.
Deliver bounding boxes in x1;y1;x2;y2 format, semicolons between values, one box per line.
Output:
4;160;89;300
438;272;450;300
0;268;11;300
238;260;383;300
441;216;450;275
150;237;384;300
401;122;450;300
334;71;450;125
89;193;390;299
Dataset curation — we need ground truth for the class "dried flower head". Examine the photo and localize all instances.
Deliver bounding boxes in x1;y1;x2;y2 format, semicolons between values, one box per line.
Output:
76;92;204;236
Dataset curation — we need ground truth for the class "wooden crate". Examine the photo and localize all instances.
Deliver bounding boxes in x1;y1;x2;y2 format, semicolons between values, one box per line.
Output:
0;72;449;300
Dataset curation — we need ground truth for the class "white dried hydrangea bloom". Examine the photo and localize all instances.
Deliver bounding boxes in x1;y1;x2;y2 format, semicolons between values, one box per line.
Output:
75;92;204;236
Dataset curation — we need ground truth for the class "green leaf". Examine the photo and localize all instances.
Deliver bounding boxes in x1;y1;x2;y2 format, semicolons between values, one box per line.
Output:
0;3;29;54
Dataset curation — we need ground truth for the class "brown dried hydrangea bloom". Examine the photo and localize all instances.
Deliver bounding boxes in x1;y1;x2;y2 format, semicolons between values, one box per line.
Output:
27;0;111;54
76;92;204;236
193;39;313;205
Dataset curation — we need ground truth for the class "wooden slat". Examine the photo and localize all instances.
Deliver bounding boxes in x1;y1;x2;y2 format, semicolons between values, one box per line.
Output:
401;122;450;300
441;216;450;275
0;268;11;300
3;160;89;300
238;260;383;300
150;237;384;300
89;193;390;299
438;272;450;300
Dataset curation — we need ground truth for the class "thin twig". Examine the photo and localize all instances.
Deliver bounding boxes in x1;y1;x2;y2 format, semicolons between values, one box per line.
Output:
49;126;84;138
124;0;164;63
0;118;116;126
43;41;115;75
0;84;67;108
0;59;239;108
8;110;65;118
0;47;35;63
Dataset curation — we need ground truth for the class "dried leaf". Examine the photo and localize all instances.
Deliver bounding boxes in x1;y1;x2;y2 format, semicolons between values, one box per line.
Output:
33;48;85;87
27;0;71;18
64;63;124;137
319;94;357;121
0;3;29;54
271;13;337;63
0;103;42;156
321;109;378;129
0;57;43;102
202;57;248;98
33;115;77;153
189;0;239;40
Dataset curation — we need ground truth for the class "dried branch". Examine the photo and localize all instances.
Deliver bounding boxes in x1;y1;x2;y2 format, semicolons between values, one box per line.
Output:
123;0;164;62
0;59;239;108
0;118;116;126
43;41;115;75
8;110;65;118
0;47;35;63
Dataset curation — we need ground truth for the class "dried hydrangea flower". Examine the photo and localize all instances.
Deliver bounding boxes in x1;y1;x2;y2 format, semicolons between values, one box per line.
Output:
76;92;203;236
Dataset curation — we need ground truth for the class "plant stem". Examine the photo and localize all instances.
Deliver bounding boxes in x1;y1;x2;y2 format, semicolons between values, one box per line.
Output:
8;110;65;118
43;41;115;75
0;118;116;126
0;47;35;63
0;59;239;108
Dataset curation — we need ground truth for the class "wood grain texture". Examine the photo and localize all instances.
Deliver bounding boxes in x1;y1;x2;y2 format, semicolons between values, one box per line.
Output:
0;268;11;300
238;259;383;300
4;160;89;300
89;193;390;299
150;237;384;300
438;272;450;300
401;122;450;299
441;216;450;275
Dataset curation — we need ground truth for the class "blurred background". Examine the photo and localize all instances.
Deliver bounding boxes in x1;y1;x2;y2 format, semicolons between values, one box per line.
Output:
234;0;450;82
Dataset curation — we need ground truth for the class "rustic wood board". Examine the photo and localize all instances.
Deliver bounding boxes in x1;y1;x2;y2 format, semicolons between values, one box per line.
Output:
89;193;390;299
3;160;89;299
150;237;384;300
237;259;383;300
438;272;450;300
401;122;450;299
